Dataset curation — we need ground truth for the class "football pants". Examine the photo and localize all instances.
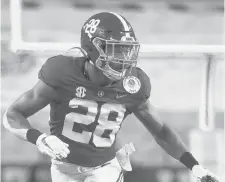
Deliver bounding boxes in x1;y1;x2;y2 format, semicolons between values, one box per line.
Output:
51;157;123;182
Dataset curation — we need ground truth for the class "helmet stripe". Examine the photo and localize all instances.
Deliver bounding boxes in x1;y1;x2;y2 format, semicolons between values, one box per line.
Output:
109;12;130;32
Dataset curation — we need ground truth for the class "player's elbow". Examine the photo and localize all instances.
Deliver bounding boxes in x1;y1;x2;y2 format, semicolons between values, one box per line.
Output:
3;109;13;131
3;108;30;140
3;107;20;132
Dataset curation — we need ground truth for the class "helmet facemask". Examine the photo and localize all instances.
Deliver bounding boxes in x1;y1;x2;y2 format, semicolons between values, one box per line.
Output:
92;37;140;81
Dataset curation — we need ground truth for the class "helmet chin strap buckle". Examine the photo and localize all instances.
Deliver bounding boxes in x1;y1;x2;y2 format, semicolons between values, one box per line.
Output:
96;59;103;67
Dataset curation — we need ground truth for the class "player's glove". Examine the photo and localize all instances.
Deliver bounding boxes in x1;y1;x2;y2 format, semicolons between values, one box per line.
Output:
36;134;70;160
192;165;220;182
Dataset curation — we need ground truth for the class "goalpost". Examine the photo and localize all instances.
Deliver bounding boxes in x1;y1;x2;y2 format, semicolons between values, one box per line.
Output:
9;0;224;181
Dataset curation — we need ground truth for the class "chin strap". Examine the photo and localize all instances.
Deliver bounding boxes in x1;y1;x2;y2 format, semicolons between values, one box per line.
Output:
83;61;91;81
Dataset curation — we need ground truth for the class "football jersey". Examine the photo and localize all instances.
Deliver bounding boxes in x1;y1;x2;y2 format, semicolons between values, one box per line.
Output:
38;54;151;167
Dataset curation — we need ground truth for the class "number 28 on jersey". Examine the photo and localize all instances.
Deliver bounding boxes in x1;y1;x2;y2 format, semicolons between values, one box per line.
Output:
62;98;127;147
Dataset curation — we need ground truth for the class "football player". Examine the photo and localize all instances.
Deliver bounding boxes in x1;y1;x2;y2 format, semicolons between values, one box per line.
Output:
3;12;219;182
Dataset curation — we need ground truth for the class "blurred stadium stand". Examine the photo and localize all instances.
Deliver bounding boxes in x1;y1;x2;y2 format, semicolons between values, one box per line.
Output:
1;0;224;44
1;0;224;181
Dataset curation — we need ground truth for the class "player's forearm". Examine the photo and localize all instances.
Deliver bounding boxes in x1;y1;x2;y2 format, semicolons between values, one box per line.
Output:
3;108;33;140
148;124;198;172
154;124;199;170
154;124;188;160
156;127;219;179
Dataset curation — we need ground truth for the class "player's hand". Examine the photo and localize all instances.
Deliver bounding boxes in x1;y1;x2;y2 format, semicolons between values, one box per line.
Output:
192;165;220;182
36;134;70;159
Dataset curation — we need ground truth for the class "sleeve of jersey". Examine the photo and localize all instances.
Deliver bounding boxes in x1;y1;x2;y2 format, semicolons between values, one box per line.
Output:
38;55;66;88
127;69;151;112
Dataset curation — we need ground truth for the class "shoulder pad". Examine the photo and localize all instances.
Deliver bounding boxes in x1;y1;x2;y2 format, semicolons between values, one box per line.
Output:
123;67;151;112
126;67;151;99
135;67;151;99
38;55;86;88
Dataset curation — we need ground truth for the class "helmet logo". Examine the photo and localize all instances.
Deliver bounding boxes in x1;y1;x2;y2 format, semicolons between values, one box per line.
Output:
123;76;141;94
83;19;100;38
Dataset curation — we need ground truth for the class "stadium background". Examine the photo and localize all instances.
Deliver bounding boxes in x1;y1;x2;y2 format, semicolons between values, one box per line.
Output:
1;0;224;181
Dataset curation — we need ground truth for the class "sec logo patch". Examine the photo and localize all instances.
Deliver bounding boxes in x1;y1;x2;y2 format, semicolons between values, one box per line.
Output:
75;87;86;98
123;76;141;94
